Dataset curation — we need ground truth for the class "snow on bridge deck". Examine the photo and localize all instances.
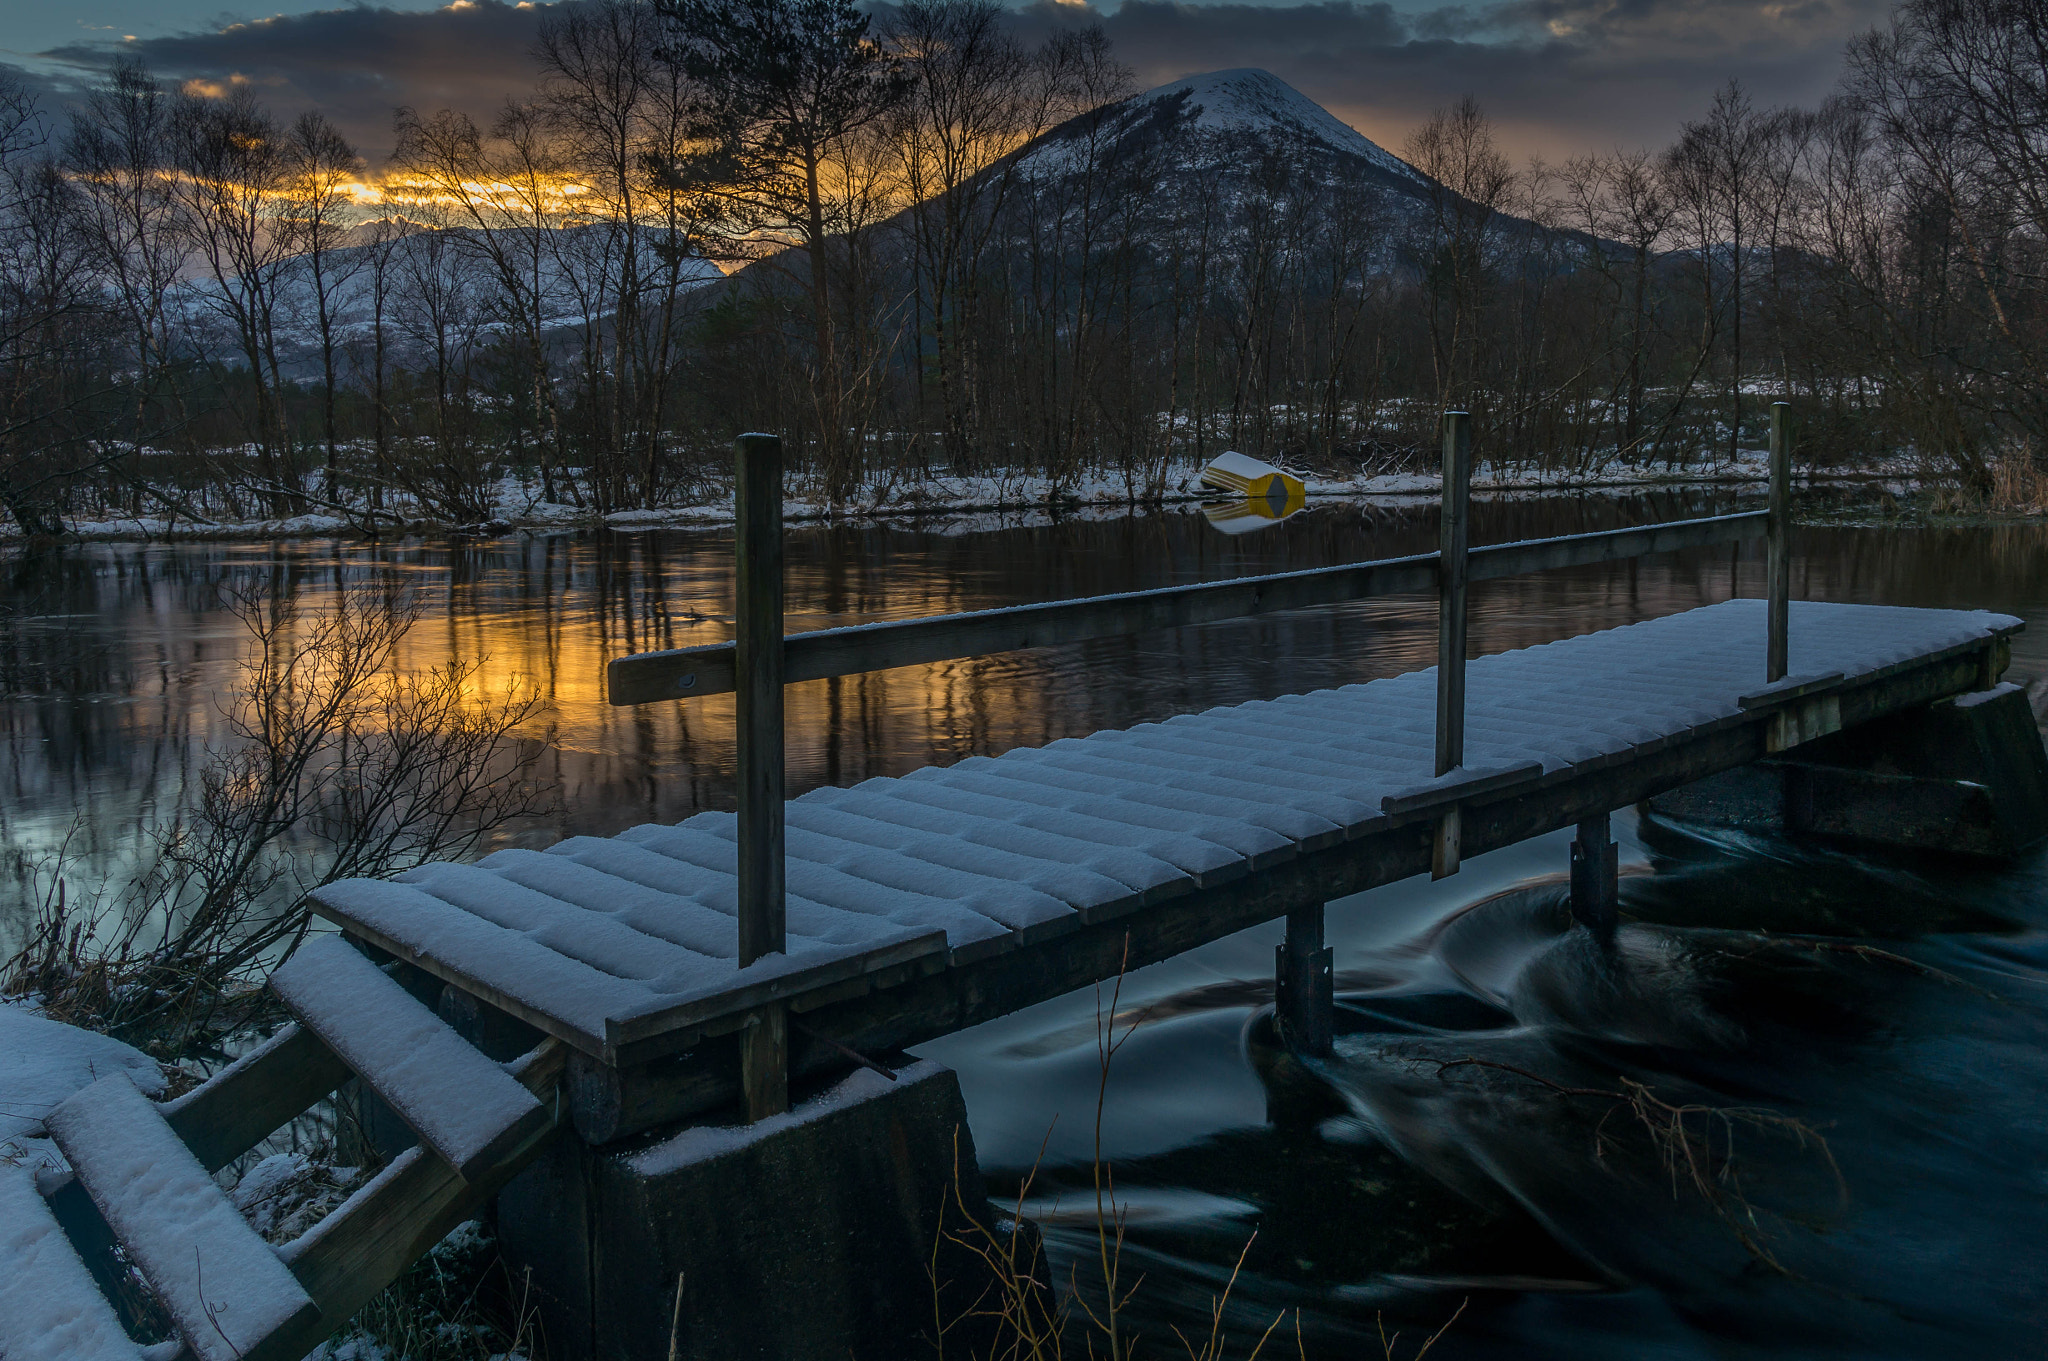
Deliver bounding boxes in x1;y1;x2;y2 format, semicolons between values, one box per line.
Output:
309;599;2019;1066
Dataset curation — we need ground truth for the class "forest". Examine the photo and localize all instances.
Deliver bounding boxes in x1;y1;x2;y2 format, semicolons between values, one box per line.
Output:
0;0;2042;536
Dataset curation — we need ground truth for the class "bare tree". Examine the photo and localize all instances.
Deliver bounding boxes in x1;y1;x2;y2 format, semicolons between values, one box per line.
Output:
1405;97;1516;412
654;0;912;500
0;76;126;536
392;103;577;507
538;0;721;510
1848;0;2048;465
63;61;199;518
5;582;552;1049
173;85;303;511
884;0;1048;469
1667;83;1784;462
1560;149;1680;456
278;111;366;499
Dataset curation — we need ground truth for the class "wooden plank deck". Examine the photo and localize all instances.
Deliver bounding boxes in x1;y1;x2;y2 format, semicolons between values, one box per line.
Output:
309;598;2019;1095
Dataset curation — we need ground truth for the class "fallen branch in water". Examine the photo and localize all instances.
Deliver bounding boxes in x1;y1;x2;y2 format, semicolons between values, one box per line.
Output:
1430;1056;1842;1276
1731;935;1999;1002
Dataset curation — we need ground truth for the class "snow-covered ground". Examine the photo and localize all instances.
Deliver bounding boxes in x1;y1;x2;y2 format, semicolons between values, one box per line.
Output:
0;1000;166;1177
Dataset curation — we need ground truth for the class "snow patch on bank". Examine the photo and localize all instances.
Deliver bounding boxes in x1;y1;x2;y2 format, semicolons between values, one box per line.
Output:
0;1001;165;1173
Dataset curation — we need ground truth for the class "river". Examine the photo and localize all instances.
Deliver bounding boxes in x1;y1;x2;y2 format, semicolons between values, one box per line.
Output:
5;490;2047;1357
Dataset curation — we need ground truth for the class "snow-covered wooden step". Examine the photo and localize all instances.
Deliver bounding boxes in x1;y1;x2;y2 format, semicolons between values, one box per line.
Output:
0;1166;145;1361
269;935;547;1181
43;1075;317;1361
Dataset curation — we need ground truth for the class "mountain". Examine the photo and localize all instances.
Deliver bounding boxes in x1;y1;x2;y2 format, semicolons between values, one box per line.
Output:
175;72;1490;372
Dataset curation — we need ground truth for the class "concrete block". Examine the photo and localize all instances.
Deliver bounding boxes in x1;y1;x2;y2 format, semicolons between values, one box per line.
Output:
498;1057;994;1361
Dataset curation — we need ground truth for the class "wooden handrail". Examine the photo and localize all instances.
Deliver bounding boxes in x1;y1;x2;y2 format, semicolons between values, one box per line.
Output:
606;508;1769;705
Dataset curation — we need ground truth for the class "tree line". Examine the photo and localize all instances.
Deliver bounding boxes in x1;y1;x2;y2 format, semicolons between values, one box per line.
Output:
0;0;2042;537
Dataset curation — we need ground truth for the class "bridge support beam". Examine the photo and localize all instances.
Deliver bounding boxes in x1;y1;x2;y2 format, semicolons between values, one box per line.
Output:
1569;813;1619;939
1275;905;1334;1057
1648;682;2048;860
498;1058;998;1361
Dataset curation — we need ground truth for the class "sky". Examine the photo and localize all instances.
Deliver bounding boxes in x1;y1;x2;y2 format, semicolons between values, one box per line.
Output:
0;0;1896;166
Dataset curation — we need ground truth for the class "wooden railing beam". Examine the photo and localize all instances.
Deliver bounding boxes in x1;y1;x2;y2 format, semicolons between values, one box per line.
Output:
608;511;1769;706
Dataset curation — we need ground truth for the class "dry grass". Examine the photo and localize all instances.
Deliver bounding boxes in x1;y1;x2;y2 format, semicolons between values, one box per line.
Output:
1990;443;2048;513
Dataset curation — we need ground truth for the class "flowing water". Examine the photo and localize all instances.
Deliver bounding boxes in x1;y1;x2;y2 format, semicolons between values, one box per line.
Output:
6;490;2048;1357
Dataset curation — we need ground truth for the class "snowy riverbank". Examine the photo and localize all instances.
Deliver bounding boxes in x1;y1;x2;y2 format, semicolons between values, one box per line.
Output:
7;450;1913;546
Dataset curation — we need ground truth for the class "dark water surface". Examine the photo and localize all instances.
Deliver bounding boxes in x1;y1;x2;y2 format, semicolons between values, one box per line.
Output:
6;491;2048;1357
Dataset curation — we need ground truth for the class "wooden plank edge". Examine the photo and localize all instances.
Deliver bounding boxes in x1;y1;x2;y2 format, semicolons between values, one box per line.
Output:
599;929;949;1058
304;908;612;1063
1737;671;1846;709
1381;761;1546;818
269;946;547;1187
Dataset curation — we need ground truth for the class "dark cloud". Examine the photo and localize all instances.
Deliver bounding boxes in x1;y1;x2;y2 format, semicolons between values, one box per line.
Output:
42;2;555;163
1022;0;1889;155
34;0;1892;167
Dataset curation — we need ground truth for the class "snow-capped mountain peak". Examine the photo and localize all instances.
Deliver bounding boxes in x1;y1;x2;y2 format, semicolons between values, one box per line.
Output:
1010;67;1429;196
1132;69;1425;186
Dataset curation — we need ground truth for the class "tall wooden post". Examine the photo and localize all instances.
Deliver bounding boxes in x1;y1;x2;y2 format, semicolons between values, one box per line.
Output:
734;432;788;1120
1433;412;1471;879
1767;402;1791;684
1436;411;1470;777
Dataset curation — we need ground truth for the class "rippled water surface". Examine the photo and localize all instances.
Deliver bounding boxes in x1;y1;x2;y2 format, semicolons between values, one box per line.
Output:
6;491;2048;1357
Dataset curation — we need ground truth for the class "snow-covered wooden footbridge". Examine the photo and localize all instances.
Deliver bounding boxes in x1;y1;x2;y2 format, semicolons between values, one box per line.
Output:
8;411;2038;1361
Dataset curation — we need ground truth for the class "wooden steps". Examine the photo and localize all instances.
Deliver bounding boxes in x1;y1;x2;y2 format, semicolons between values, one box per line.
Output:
3;939;564;1361
272;936;548;1181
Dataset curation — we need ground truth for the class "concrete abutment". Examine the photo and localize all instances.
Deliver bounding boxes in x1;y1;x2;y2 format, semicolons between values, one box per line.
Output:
495;1057;997;1361
1647;684;2048;859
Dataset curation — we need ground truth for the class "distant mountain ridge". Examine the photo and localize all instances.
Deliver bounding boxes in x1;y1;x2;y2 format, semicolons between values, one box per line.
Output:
169;222;723;377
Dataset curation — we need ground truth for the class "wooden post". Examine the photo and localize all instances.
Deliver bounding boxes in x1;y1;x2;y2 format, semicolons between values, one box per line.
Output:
1433;412;1471;879
741;1004;788;1123
1274;905;1333;1057
1568;813;1618;940
1436;411;1470;777
734;432;788;1120
1767;402;1791;684
735;432;787;964
1432;809;1461;881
